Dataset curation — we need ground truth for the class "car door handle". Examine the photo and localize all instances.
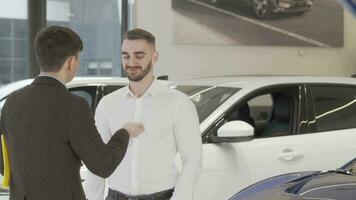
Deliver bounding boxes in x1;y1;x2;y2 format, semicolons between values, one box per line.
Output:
278;151;304;161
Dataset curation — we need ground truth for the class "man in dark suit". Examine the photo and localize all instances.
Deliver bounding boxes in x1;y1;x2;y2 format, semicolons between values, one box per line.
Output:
0;26;144;200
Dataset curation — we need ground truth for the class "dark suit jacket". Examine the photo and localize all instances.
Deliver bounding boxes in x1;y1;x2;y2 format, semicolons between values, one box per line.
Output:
0;76;129;200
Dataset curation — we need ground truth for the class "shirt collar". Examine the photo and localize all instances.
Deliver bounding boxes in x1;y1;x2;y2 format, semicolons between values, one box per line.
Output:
125;79;159;99
39;73;67;87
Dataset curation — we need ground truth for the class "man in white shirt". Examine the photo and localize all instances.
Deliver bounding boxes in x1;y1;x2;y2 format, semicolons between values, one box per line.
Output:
85;28;202;200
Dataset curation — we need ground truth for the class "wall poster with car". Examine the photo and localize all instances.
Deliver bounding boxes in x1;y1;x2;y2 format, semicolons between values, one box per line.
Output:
172;0;344;47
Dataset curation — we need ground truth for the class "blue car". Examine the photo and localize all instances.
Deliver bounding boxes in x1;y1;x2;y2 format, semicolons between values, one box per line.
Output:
229;157;356;200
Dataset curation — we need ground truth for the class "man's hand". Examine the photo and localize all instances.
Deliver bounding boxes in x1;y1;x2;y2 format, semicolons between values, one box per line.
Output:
122;123;144;137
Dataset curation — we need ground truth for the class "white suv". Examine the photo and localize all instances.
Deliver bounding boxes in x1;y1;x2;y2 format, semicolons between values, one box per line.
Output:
1;75;356;200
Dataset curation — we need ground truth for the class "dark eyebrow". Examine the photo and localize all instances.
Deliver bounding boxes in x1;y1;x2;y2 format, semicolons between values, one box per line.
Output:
134;51;146;55
121;51;146;56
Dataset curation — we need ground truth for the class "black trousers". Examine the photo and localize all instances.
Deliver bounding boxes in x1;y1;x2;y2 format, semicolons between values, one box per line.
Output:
105;188;174;200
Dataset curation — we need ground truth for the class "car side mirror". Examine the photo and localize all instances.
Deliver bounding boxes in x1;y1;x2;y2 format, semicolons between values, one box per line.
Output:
210;121;254;143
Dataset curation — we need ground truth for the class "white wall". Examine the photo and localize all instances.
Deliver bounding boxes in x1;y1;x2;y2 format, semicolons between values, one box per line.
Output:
134;0;356;80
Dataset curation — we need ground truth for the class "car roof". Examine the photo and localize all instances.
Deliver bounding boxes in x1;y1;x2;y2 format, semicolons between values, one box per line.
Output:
2;75;356;100
0;77;171;100
67;77;129;87
170;75;356;89
0;77;128;100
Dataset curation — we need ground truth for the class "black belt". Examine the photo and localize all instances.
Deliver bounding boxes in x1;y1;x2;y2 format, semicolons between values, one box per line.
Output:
108;188;174;200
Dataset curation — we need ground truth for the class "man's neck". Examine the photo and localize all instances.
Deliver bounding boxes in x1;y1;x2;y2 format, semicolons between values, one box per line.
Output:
129;76;154;98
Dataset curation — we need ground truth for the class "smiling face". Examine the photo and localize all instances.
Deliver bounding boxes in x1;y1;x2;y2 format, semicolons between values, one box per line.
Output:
121;39;158;82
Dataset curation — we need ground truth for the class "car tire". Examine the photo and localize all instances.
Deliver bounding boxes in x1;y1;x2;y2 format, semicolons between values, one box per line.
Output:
252;0;273;19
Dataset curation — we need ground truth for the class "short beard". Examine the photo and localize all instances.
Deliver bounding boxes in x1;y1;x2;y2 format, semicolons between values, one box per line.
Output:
126;61;152;82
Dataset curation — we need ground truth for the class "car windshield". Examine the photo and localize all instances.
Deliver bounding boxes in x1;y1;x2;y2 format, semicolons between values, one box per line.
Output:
0;82;240;124
174;85;240;123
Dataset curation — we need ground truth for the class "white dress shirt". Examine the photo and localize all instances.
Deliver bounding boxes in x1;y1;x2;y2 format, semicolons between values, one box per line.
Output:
85;80;202;200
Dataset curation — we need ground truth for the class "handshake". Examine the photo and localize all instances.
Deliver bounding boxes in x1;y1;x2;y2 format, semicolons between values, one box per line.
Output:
122;123;145;137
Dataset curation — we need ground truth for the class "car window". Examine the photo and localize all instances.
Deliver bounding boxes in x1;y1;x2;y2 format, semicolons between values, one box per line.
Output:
309;85;356;132
225;93;292;138
207;85;302;142
248;94;273;136
225;94;273;132
69;86;97;112
249;94;273;123
102;85;125;96
260;93;293;137
71;90;93;108
175;86;240;123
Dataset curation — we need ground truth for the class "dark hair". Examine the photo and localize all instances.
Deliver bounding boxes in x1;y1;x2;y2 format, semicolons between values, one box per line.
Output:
124;28;155;47
34;26;83;72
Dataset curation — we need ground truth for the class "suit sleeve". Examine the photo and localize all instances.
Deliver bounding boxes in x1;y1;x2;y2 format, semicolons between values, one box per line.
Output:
68;97;129;178
85;99;113;200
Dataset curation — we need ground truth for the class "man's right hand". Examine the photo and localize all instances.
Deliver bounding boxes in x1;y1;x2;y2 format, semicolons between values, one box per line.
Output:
122;123;144;137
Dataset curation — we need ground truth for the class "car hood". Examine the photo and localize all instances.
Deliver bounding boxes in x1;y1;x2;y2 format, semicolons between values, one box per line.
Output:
285;172;356;199
229;171;316;200
230;170;356;200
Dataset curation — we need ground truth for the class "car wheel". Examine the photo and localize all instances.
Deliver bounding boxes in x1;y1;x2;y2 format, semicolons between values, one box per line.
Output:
252;0;273;19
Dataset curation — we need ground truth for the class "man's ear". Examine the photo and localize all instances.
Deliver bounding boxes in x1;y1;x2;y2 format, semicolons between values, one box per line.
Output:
152;51;159;65
66;56;76;72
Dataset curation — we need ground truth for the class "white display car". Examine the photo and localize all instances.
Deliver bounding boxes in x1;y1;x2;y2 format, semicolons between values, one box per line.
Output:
1;75;356;200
